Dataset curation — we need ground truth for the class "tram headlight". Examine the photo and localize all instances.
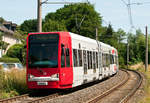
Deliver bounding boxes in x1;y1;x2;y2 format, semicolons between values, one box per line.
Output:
28;74;34;79
51;73;59;78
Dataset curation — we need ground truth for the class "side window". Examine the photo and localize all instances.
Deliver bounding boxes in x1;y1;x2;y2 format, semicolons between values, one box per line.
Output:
93;52;96;69
83;50;87;74
96;52;98;68
115;56;118;64
83;50;87;67
102;53;103;67
87;51;90;69
112;55;115;64
110;55;112;64
106;54;110;66
66;48;70;67
73;49;78;67
90;51;92;69
61;47;65;67
78;50;82;66
108;54;110;66
103;53;107;67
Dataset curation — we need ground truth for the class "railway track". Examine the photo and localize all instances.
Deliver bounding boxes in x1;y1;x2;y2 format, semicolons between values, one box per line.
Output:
0;92;60;103
86;69;143;103
0;94;29;103
119;70;143;103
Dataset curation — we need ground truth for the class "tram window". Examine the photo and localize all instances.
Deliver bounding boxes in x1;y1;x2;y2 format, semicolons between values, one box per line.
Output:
102;53;106;67
83;50;87;74
66;48;70;67
106;54;108;66
113;55;115;64
110;55;113;64
104;54;106;67
73;49;78;67
110;55;112;64
87;51;90;69
102;53;104;67
106;54;110;66
114;56;115;64
111;55;114;64
61;47;65;67
78;50;82;66
96;52;98;68
93;52;96;69
83;50;87;65
115;56;118;64
90;51;92;69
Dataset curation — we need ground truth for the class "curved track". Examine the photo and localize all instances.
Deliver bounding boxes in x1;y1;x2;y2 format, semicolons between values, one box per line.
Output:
86;69;143;103
119;69;143;103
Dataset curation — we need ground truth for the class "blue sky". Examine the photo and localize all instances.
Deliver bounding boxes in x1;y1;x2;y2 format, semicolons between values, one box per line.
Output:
0;0;150;33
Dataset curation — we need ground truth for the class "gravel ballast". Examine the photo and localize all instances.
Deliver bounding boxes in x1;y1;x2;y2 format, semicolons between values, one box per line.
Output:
46;70;127;103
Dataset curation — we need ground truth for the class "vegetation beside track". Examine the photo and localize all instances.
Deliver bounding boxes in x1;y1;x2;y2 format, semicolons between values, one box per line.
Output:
0;68;28;99
129;63;150;103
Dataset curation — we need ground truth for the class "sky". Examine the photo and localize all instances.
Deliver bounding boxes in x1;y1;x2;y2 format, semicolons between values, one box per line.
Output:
0;0;150;33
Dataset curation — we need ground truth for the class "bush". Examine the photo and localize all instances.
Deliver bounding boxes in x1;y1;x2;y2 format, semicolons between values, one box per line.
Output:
6;44;24;62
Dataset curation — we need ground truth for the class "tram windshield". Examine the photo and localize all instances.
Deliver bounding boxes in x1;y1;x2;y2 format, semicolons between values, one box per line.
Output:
28;34;59;68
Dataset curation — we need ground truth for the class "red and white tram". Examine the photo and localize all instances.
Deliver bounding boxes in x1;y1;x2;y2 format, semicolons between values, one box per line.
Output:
26;32;118;89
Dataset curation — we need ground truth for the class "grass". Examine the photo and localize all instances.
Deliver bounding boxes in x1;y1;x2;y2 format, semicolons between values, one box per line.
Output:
129;63;150;103
0;68;28;99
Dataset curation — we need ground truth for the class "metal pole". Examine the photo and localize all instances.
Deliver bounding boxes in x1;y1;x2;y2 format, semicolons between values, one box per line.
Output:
37;0;42;32
145;26;148;71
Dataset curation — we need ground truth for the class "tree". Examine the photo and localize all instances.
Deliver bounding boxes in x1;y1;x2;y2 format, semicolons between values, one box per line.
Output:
100;24;117;47
14;26;27;43
44;3;102;39
20;19;37;33
115;29;126;43
127;29;147;64
43;19;67;32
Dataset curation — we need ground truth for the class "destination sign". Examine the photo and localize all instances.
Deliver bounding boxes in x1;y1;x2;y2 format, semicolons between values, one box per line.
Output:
29;34;59;42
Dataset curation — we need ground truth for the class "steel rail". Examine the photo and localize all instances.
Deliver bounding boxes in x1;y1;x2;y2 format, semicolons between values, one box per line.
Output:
0;94;29;103
86;69;130;103
28;93;59;103
119;69;143;103
0;93;60;103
